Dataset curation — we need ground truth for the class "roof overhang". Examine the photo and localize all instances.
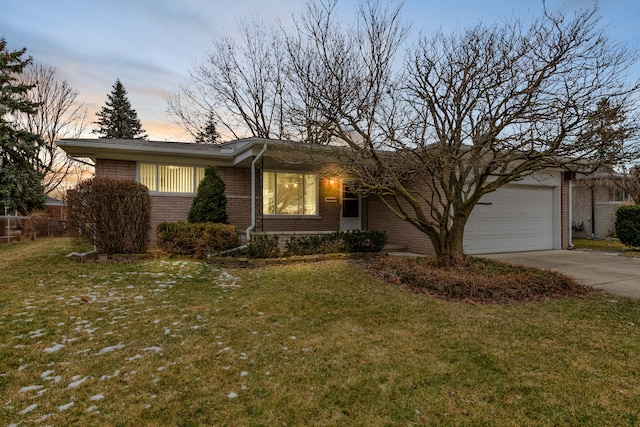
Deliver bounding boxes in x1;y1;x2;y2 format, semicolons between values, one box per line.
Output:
56;137;327;170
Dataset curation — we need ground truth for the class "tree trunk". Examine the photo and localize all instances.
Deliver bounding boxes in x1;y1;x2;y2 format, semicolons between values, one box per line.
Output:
431;219;466;268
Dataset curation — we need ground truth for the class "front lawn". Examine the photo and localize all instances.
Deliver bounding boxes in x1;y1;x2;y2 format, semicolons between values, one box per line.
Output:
2;239;640;426
573;238;640;258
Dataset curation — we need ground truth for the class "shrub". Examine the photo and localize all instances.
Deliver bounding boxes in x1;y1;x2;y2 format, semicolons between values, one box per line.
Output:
156;222;239;257
341;230;387;253
615;205;640;248
248;234;281;258
284;233;342;256
284;230;387;256
188;166;227;224
68;177;151;254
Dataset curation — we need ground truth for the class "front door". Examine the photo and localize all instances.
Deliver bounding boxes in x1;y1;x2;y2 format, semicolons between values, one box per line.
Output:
340;183;361;231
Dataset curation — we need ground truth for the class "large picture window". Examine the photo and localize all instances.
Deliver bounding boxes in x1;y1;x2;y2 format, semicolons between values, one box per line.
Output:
263;172;318;215
139;163;205;193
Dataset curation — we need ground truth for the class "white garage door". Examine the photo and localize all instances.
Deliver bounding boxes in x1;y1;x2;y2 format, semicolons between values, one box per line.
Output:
464;185;555;254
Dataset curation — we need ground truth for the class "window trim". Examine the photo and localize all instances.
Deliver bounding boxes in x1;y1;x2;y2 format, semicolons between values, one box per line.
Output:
138;162;205;194
263;170;319;217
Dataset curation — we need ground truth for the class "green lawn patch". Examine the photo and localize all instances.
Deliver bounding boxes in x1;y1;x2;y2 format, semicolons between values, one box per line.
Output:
573;238;640;258
1;238;640;426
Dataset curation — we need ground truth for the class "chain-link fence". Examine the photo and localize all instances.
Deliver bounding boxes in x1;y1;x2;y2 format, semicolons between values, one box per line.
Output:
0;215;68;243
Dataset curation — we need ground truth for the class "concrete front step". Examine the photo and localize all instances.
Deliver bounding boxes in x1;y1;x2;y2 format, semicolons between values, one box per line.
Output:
383;244;407;252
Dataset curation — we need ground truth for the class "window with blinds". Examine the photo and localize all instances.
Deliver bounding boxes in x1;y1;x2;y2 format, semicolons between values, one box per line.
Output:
139;163;206;193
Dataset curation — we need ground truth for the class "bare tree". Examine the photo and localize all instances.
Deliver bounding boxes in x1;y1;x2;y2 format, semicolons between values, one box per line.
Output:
289;1;640;266
168;18;290;141
16;63;89;197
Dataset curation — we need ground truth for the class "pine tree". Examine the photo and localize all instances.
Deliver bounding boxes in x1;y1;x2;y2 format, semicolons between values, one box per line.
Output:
0;38;45;214
93;79;147;139
195;114;220;144
188;166;228;223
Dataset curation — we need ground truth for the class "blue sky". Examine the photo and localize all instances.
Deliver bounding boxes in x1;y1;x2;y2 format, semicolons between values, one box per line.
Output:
2;0;639;141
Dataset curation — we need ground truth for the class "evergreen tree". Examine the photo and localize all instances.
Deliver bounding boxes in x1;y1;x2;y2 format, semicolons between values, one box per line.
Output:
93;79;147;139
195;114;220;144
188;166;227;223
0;38;45;214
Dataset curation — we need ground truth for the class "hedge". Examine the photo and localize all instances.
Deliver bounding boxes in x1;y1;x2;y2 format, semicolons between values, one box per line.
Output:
156;222;239;257
615;205;640;248
284;230;387;256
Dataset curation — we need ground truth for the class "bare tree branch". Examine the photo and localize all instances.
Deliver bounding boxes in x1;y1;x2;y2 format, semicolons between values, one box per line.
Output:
15;63;91;197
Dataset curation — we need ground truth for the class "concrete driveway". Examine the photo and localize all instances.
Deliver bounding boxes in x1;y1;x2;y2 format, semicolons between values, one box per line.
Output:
483;250;640;300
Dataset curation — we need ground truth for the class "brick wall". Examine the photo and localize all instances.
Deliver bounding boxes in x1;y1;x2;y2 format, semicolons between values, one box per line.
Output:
95;159;136;180
93;160;346;245
368;193;436;255
218;167;252;230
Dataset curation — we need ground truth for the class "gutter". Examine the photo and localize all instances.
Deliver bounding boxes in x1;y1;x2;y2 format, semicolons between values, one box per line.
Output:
218;143;268;256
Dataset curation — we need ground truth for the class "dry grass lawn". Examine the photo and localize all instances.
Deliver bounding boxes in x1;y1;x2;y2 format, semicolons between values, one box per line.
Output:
1;238;640;426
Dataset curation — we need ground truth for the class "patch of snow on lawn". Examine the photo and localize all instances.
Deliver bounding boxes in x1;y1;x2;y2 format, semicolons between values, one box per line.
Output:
100;369;120;381
90;393;104;401
20;385;43;393
44;342;64;353
41;370;61;383
96;342;125;355
143;346;163;353
68;376;89;388
19;404;38;414
57;401;74;411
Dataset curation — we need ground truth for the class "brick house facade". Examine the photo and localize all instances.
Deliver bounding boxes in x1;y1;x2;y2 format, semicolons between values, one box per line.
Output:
59;137;573;254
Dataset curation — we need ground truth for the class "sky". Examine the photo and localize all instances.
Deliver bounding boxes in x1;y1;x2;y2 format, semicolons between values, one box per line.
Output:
2;0;639;141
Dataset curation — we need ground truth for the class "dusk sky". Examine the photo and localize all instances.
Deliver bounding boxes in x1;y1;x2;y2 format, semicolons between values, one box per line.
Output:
3;0;639;141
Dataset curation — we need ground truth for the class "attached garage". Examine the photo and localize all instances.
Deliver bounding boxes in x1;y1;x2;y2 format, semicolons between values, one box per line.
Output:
464;176;562;254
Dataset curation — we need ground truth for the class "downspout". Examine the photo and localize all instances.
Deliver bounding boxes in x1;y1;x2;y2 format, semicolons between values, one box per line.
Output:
591;185;596;238
218;143;268;255
568;180;573;248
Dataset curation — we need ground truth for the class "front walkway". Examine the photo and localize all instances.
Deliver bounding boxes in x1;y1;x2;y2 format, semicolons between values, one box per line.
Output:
483;250;640;300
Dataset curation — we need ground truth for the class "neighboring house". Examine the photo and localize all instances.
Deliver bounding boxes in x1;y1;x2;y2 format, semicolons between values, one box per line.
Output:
44;196;67;221
572;172;632;238
57;137;573;255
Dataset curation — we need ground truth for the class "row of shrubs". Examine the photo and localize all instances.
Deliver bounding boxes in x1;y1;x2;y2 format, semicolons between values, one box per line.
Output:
156;222;387;258
248;230;388;258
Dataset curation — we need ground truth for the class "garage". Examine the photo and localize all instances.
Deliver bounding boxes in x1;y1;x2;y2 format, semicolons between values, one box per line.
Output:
464;184;558;254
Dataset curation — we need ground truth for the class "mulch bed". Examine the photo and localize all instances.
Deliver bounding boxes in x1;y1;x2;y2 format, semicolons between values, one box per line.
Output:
362;256;597;304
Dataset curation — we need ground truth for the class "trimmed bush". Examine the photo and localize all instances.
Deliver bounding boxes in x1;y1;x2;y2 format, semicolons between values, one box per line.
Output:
341;230;387;253
188;166;227;224
284;230;387;256
157;222;239;257
248;234;281;258
615;205;640;248
68;177;151;254
285;233;343;256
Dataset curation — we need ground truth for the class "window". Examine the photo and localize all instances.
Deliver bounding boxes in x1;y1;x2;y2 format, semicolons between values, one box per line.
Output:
263;171;317;215
139;163;205;193
611;188;630;203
